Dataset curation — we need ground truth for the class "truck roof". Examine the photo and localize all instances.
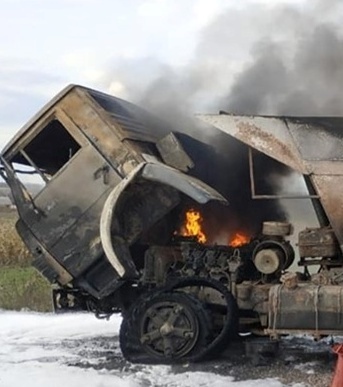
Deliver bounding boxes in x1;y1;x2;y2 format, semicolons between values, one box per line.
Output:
1;84;174;160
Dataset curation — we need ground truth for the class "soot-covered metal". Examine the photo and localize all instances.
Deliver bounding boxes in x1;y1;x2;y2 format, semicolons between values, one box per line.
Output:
2;85;343;364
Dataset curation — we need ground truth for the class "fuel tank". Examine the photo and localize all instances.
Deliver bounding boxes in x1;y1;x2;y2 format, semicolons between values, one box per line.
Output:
267;283;343;336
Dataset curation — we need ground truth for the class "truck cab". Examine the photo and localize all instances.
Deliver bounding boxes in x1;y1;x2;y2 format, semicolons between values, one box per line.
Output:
0;85;225;302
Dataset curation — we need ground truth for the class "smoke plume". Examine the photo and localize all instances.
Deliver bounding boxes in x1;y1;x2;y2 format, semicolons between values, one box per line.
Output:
102;0;343;242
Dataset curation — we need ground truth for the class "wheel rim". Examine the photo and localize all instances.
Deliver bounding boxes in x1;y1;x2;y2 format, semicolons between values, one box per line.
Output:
140;299;200;359
165;277;239;360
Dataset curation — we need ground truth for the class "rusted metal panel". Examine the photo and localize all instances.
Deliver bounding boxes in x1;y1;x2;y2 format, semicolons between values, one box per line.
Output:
198;114;343;175
287;117;343;161
197;114;307;174
310;175;343;251
236;283;271;314
298;227;338;258
197;113;343;251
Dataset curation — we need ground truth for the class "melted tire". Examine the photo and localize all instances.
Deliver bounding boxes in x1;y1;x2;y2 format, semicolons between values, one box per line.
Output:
164;277;239;360
119;277;238;363
119;290;213;364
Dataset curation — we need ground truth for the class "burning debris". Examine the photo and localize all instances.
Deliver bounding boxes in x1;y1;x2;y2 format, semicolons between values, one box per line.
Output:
230;233;250;248
174;133;289;245
177;207;250;248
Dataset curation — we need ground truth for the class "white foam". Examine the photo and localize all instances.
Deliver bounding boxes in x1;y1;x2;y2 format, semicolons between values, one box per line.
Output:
0;311;294;387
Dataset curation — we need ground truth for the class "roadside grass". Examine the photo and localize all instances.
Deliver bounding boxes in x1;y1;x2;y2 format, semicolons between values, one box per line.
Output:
0;267;52;312
0;212;32;267
0;209;52;311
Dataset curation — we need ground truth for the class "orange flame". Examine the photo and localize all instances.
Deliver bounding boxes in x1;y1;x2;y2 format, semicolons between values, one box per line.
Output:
181;209;207;243
230;232;250;247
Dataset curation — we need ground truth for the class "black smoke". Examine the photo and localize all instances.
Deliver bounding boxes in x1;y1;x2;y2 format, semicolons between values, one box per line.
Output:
102;0;343;242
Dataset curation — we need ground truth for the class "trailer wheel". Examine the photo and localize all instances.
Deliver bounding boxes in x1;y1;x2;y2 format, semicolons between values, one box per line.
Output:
119;291;212;363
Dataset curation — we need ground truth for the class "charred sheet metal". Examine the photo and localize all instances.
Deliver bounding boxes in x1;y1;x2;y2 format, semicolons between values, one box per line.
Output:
100;164;146;278
197;114;307;174
197;114;343;175
298;227;338;258
310;175;343;249
16;219;73;285
267;283;343;336
60;89;142;178
1;84;230;298
156;132;194;172
87;88;174;143
141;163;227;204
197;113;343;252
100;162;227;278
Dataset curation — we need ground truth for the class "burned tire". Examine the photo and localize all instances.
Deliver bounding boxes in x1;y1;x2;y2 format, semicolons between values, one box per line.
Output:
165;277;239;359
119;291;212;363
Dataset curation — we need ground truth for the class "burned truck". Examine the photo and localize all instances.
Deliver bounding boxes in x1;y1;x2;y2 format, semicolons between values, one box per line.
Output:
2;84;343;363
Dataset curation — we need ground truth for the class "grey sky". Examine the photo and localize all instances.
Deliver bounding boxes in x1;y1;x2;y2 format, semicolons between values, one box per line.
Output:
0;0;311;149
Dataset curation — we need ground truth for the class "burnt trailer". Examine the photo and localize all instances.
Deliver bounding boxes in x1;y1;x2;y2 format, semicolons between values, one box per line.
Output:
2;85;343;363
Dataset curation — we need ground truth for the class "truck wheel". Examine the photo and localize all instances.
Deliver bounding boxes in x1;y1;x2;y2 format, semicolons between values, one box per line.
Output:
165;277;239;359
119;291;212;363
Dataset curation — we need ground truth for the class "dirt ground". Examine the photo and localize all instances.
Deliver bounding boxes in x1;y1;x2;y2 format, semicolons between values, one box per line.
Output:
206;337;335;386
71;334;338;386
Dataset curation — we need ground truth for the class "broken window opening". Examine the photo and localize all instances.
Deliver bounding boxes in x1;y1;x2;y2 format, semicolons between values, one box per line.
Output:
11;163;46;195
9;119;81;196
19;149;49;184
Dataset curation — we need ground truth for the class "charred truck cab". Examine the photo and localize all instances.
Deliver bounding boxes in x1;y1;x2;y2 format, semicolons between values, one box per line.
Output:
2;85;343;363
0;84;225;299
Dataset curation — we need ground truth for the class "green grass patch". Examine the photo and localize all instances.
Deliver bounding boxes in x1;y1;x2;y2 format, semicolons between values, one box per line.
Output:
0;208;52;311
0;267;52;312
0;210;33;267
0;209;57;311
